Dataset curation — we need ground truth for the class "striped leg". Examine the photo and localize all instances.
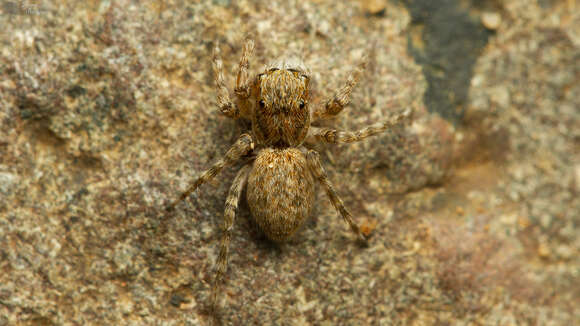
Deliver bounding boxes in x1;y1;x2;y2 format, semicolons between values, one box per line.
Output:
213;39;254;120
306;108;413;144
234;39;255;99
306;150;367;242
311;55;367;122
166;134;254;212
213;42;239;119
211;164;251;312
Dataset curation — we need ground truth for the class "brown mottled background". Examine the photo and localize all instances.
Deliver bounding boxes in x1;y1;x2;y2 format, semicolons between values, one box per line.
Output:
0;0;578;325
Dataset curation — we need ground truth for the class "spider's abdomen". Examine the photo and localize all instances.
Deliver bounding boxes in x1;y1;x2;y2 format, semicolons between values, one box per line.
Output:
247;148;315;242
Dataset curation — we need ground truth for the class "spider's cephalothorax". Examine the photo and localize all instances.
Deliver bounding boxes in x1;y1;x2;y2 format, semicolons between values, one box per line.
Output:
251;58;311;148
165;39;414;317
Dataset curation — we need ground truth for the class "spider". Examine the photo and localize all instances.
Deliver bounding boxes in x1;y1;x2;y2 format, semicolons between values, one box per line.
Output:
166;39;413;316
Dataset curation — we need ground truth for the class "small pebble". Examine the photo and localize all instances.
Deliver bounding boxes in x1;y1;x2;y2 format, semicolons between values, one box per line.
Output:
500;213;517;226
518;216;531;228
482;12;501;30
555;245;573;260
538;243;551;258
540;214;552;228
361;0;386;15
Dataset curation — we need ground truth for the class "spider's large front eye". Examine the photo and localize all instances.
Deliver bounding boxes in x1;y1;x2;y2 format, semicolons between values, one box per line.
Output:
299;100;305;109
259;99;266;108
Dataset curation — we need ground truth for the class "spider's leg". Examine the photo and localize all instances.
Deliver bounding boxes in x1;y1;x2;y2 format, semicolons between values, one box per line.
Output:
211;163;251;314
213;43;241;119
233;39;255;120
166;134;254;212
306;108;413;144
305;149;367;242
234;39;254;99
311;55;367;122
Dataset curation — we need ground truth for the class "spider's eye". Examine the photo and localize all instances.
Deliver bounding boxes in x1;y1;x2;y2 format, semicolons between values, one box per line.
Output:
299;100;305;109
259;99;266;108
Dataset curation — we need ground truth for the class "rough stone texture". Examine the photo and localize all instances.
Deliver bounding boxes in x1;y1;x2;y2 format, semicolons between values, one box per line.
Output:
0;0;578;325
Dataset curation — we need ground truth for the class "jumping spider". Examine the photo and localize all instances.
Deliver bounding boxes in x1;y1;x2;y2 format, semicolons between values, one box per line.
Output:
166;39;413;315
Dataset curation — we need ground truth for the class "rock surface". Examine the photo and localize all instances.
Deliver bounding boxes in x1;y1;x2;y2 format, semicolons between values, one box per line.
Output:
0;0;578;325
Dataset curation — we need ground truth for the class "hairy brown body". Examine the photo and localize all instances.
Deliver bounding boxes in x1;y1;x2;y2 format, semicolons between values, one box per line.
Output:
165;39;414;320
247;148;314;241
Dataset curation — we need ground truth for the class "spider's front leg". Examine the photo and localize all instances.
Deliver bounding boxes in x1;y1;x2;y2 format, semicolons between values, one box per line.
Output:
213;39;254;119
165;133;254;212
234;39;254;99
306;108;414;144
311;55;367;122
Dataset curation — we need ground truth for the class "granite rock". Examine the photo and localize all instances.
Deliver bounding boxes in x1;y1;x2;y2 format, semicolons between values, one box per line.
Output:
0;0;578;325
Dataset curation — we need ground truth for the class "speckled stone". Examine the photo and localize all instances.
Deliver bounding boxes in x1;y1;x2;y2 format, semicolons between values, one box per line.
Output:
0;1;578;325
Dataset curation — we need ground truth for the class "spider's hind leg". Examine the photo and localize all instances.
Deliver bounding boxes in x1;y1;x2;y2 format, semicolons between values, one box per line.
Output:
210;164;252;313
166;133;254;212
305;149;367;242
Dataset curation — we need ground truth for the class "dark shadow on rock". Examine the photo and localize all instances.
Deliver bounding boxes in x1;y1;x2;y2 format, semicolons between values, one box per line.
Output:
401;0;493;123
